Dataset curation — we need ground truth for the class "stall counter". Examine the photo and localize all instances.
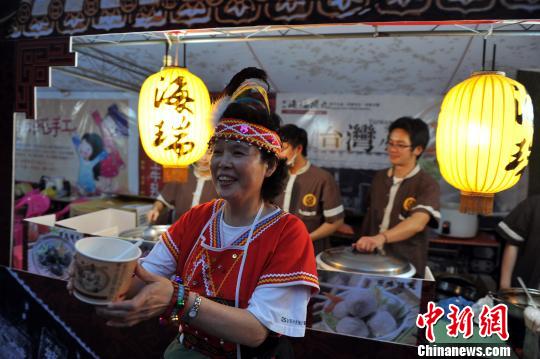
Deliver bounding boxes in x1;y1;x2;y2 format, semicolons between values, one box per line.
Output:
0;266;420;358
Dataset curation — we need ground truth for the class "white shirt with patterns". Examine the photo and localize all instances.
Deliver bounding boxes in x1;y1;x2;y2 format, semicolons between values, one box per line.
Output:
141;210;312;337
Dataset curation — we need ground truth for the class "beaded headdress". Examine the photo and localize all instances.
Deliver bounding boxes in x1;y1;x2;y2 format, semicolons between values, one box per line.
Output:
210;119;281;156
209;68;281;156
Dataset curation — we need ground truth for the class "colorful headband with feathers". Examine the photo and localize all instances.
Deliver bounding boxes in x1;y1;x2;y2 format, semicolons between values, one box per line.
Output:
209;68;281;156
209;67;270;127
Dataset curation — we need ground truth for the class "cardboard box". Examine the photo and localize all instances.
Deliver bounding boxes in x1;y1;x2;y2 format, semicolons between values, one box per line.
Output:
53;208;136;235
119;203;153;227
69;197;154;226
24;209;156;280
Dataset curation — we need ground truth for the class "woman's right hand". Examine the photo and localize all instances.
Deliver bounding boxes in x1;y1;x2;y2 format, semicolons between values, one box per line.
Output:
96;263;173;327
146;208;160;223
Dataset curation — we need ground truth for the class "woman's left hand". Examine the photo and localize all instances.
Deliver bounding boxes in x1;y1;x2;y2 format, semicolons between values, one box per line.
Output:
96;263;174;327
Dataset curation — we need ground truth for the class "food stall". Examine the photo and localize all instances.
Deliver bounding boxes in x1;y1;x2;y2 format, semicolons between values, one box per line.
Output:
1;1;540;357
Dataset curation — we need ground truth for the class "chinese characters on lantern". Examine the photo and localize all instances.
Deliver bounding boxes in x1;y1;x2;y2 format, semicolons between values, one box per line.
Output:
505;138;527;176
153;75;195;158
416;302;508;342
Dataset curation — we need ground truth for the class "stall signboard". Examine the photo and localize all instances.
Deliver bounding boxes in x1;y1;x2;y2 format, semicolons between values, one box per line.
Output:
276;93;439;170
311;269;434;345
15;91;139;195
139;146;164;197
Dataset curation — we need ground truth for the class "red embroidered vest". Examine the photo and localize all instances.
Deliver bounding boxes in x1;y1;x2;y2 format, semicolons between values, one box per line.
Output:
161;200;319;358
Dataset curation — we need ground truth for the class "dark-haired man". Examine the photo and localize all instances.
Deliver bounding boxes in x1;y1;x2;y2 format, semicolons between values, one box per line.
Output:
496;196;540;359
276;124;345;254
354;117;440;277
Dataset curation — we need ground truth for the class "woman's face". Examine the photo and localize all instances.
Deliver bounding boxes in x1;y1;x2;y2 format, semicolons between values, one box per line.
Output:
211;139;271;205
80;139;93;160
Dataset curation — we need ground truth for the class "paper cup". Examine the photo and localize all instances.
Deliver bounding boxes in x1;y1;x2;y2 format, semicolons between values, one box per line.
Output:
73;237;141;305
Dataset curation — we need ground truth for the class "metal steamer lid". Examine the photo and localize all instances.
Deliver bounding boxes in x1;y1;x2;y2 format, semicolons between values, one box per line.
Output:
320;246;413;276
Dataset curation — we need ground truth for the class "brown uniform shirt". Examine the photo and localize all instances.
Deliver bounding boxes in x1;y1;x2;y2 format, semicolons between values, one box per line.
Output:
496;195;540;289
361;166;440;277
158;168;219;222
275;162;345;253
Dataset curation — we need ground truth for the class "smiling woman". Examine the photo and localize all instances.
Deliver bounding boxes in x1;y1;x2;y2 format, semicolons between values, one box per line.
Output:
82;67;319;359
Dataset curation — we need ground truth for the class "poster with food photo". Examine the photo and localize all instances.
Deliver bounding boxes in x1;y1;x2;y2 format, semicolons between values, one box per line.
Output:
310;270;423;345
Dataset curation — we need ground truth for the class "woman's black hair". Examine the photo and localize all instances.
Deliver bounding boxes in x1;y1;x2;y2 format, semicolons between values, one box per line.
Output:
214;67;287;201
220;104;287;202
82;133;104;180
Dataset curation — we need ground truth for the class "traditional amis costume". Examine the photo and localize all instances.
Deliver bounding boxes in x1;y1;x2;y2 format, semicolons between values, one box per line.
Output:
141;68;319;358
144;199;318;357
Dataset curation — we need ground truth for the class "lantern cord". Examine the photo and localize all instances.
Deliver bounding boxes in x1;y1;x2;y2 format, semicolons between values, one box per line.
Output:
183;43;187;68
491;44;497;71
482;38;486;71
164;33;173;66
164;41;169;64
175;42;179;67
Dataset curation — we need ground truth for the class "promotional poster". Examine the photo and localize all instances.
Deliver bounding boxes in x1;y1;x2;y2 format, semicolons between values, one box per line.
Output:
15;91;139;195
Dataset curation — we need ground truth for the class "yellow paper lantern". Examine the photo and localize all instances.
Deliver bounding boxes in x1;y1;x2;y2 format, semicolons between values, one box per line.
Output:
139;66;212;182
436;71;534;214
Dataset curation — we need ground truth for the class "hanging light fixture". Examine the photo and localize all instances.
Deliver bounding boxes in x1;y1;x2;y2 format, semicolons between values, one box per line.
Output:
138;40;211;182
436;71;534;214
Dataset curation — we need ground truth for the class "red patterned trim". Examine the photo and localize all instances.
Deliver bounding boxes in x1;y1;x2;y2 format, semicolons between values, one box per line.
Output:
161;231;179;259
257;272;319;288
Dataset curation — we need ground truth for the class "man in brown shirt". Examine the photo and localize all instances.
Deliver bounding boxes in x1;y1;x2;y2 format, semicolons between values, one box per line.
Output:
497;195;540;290
147;150;219;223
276;124;345;253
354;117;440;277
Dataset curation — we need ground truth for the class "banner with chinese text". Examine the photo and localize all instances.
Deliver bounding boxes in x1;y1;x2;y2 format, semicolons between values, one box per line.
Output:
276;93;440;170
15;91;139;195
139;145;163;198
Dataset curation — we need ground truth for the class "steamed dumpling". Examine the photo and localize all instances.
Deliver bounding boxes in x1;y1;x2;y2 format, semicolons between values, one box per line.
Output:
380;296;402;318
344;288;378;318
367;310;397;337
332;300;349;319
336;316;369;337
